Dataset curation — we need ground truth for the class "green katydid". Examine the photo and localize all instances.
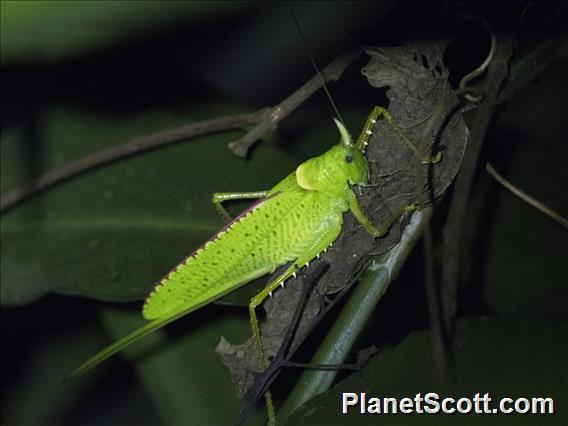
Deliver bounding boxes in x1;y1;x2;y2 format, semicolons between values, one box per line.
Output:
70;105;437;423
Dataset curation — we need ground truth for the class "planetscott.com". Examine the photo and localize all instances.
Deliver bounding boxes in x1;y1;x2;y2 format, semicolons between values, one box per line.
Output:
342;392;554;415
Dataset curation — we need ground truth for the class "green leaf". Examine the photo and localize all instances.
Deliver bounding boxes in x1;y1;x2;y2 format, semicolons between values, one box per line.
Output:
1;104;298;305
287;294;567;425
98;302;264;424
1;299;160;425
1;1;255;64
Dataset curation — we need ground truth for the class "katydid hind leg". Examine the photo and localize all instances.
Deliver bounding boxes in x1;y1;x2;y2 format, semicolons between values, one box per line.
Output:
248;264;298;426
247;221;342;423
249;219;343;361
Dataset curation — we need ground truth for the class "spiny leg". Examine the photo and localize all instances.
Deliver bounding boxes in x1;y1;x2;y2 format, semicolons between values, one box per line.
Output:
211;191;268;222
356;106;382;151
249;264;298;426
358;106;441;164
249;221;342;424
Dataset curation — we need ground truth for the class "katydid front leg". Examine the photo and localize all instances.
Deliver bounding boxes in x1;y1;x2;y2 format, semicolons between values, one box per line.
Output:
359;106;442;164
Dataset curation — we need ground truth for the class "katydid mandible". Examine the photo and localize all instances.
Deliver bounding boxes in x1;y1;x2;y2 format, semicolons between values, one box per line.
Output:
70;107;435;386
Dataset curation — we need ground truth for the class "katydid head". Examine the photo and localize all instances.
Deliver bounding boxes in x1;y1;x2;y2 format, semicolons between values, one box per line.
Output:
295;119;369;195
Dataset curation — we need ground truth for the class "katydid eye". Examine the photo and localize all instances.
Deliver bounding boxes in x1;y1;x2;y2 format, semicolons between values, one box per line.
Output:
345;155;353;163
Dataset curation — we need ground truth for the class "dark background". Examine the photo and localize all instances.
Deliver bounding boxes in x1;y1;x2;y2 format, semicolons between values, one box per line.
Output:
1;2;566;425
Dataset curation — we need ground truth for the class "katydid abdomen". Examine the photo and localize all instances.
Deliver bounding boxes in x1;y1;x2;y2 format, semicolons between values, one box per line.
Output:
144;174;345;320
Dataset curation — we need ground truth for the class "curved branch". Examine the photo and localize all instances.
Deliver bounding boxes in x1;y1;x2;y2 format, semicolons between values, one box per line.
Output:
228;49;360;158
441;33;514;340
1;50;360;213
0;110;270;213
486;163;568;230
